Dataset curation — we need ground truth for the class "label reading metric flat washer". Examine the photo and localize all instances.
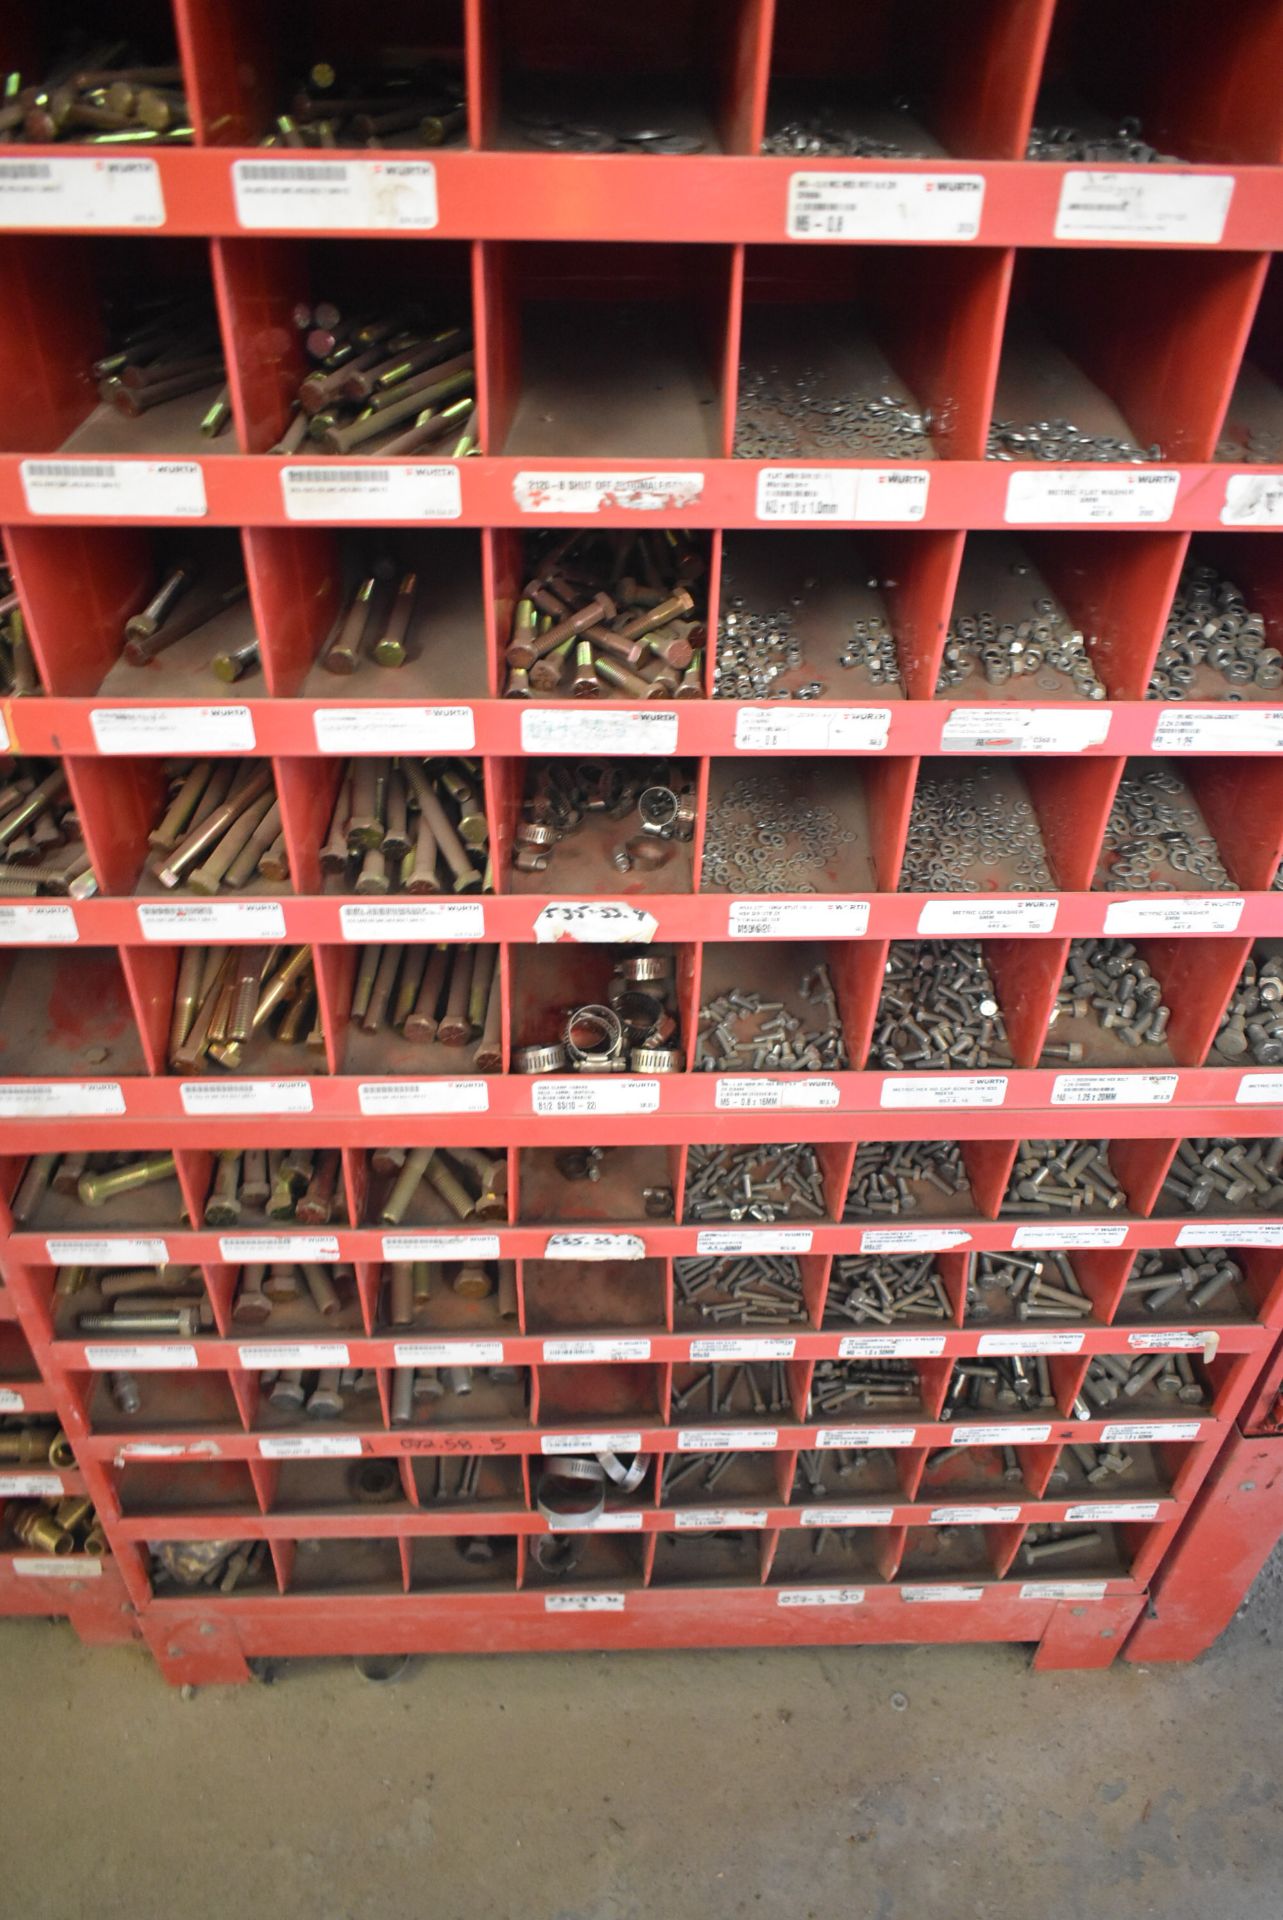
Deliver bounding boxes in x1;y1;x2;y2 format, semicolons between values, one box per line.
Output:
880;1075;1007;1109
357;1079;490;1115
916;898;1058;935
1152;708;1283;754
728;899;870;939
137;900;286;941
339;900;485;941
90;705;254;753
532;1079;659;1117
0;1081;124;1117
1055;170;1233;244
754;467;929;525
179;1080;313;1115
1103;898;1243;936
735;705;892;752
940;707;1112;754
313;706;476;754
787;171;984;241
1237;1074;1283;1106
1005;471;1180;525
0;154;165;227
513;471;704;514
1051;1073;1177;1108
233;157;437;230
777;1587;866;1607
0;905;78;944
521;708;679;755
282;464;461;521
715;1077;838;1111
695;1230;814;1256
21;459;205;518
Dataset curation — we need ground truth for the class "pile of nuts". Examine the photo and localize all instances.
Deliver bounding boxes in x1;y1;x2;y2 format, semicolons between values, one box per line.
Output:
513;98;705;155
695;963;848;1072
685;1143;827;1222
986;417;1160;463
762;102;924;158
702;769;854;893
270;303;475;459
715;580;903;700
936;584;1105;698
843;1140;971;1217
1159;1138;1283;1214
736;361;936;460
1148;562;1283;698
1216;953;1283;1064
869;941;1013;1071
516;951;683;1075
1096;764;1232;892
1026;115;1180;163
321;755;490;895
514;759;695;878
900;763;1054;893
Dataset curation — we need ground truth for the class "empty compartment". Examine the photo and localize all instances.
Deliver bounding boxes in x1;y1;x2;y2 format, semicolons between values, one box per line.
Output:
512;942;691;1072
695;942;854;1072
0;947;144;1077
902;756;1113;893
1148;539;1283;703
289;1536;403;1593
490;243;731;459
703;756;911;894
763;0;1052;159
0;4;190;148
409;1532;519;1592
408;1452;523;1510
334;942;501;1079
12;1149;183;1231
651;1527;763;1587
117;1459;257;1517
500;756;698;897
537;1361;664;1426
899;1522;1004;1580
791;1444;908;1503
771;1525;893;1584
522;1258;666;1333
134;759;290;901
0;1322;39;1383
389;1362;529;1429
87;1368;240;1432
518;1146;676;1226
380;1256;517;1335
988;251;1262;466
660;1446;782;1507
737;246;1008;461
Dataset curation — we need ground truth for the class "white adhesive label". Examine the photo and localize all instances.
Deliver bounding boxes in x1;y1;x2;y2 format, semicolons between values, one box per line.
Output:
339;900;485;940
0;154;164;227
0;1389;24;1411
21;458;205;519
543;1592;626;1611
799;1507;892;1528
816;1426;917;1448
533;903;658;946
1222;475;1283;527
358;1080;490;1115
755;467;929;524
952;1424;1051;1446
1051;1072;1177;1108
84;1344;197;1370
233;157;437;229
1055;170;1233;244
1176;1223;1283;1249
1102;1421;1202;1443
929;1505;1021;1525
382;1234;500;1261
881;1075;1007;1110
1103;897;1243;935
860;1228;972;1253
541;1432;643;1455
1020;1579;1108;1601
513;472;704;514
838;1335;946;1358
1005;471;1180;526
282;464;461;522
901;1585;984;1603
313;705;476;753
941;707;1112;754
548;1511;645;1533
1066;1501;1161;1523
218;1235;340;1262
393;1340;504;1366
90;705;253;753
544;1233;646;1262
787;171;984;241
0;1082;123;1117
1126;1330;1213;1354
1153;708;1283;754
1237;1074;1283;1106
137;900;286;941
916;898;1058;935
45;1237;169;1266
0;1473;62;1497
674;1508;768;1529
179;1080;313;1115
1012;1224;1128;1250
735;703;893;751
690;1338;796;1362
715;1076;838;1111
777;1586;866;1606
520;709;679;755
258;1435;363;1459
728;899;870;939
978;1332;1085;1356
0;905;78;944
238;1344;351;1369
696;1230;814;1256
532;1079;659;1117
114;1441;222;1461
13;1556;102;1579
542;1339;653;1363
676;1428;778;1451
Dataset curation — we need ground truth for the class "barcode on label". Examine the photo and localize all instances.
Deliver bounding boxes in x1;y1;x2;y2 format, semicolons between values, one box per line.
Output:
0;163;53;180
239;163;350;182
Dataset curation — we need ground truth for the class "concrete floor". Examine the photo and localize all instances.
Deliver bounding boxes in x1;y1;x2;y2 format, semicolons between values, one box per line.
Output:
2;1555;1281;1920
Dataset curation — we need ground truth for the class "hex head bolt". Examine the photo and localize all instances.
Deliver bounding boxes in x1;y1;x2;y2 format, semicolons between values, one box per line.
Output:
233;1264;273;1324
427;1157;477;1222
158;767;274;889
401;761;482;893
203;1152;243;1227
320;361;475;453
79;1306;202;1336
380;1148;435;1225
223;798;283;891
319;774;354;875
296;1150;342;1226
404;946;450;1041
387;1262;416;1326
77;1153;176;1209
125;562;198;643
11;1152;58;1225
613;588;695;644
321;576;378;674
307;1370;345;1420
270;1369;307;1412
0;768;68;851
212;632;263;685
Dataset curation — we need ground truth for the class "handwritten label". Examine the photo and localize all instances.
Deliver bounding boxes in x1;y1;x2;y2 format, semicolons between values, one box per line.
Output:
715;1077;838;1111
1222;474;1283;527
1237;1074;1283;1106
880;1075;1007;1109
340;900;484;940
0;1389;24;1411
21;458;205;519
382;1233;501;1261
542;1339;652;1363
798;1507;892;1528
941;707;1112;754
838;1334;946;1358
901;1585;984;1603
1152;708;1283;754
1005;471;1180;526
543;1592;626;1611
258;1435;363;1459
238;1343;351;1369
282;463;461;521
0;154;164;227
1020;1579;1108;1601
917;898;1058;935
521;708;678;754
513;472;704;514
313;705;476;753
755;467;929;524
219;1235;339;1262
1102;1421;1202;1443
137;900;286;941
0;905;78;944
45;1237;169;1266
1051;1072;1177;1107
533;902;658;945
860;1228;972;1254
92;704;255;754
735;703;893;751
1066;1501;1160;1523
544;1233;646;1262
1012;1224;1128;1250
777;1586;866;1607
676;1428;778;1451
84;1344;197;1370
1055;170;1233;244
541;1432;642;1455
978;1331;1085;1356
1103;898;1243;935
114;1441;222;1461
358;1080;490;1115
0;1473;62;1496
180;1080;312;1115
0;1082;123;1117
234;157;437;228
689;1337;796;1362
1176;1223;1283;1249
728;899;869;938
788;171;984;241
952;1424;1050;1446
674;1508;768;1529
393;1340;504;1366
13;1556;102;1579
696;1230;813;1255
929;1505;1020;1525
532;1079;659;1117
